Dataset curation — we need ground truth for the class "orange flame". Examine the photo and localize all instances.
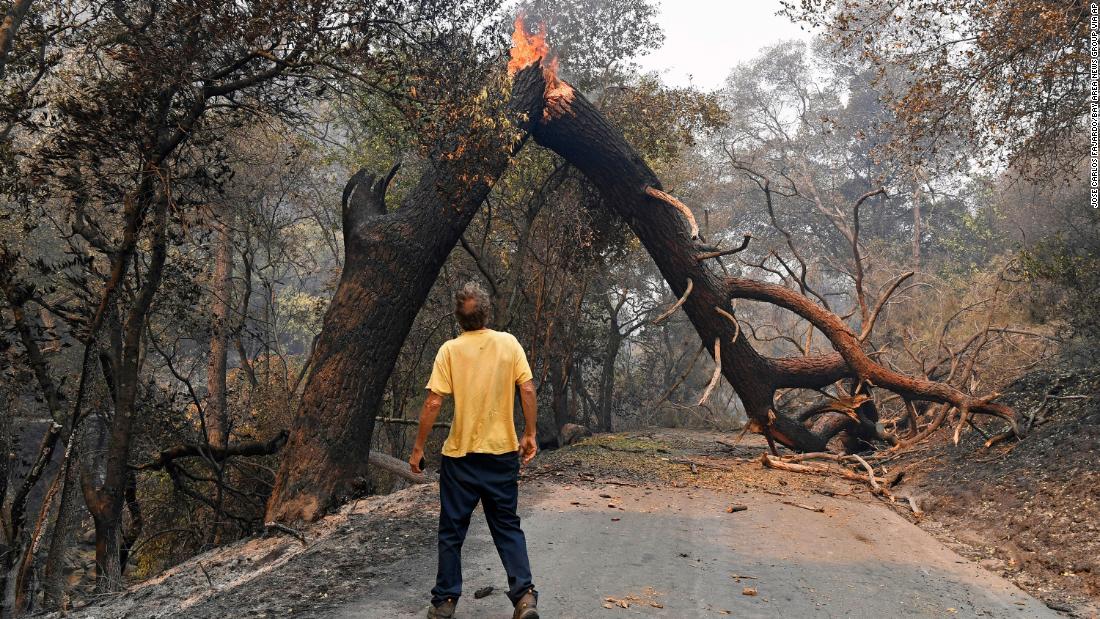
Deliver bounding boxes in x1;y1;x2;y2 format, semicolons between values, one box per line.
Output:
508;15;574;121
507;15;551;76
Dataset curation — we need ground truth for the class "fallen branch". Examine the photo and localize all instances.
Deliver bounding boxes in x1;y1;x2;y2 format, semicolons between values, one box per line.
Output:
782;500;824;513
1025;393;1091;432
369;451;430;484
759;453;881;485
895;494;923;517
264;521;307;546
847;454;881;494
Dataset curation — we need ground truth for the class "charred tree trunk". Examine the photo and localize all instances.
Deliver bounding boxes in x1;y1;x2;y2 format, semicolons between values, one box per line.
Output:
549;356;571;440
264;65;546;523
596;325;621;432
0;377;9;520
205;213;233;449
87;188;169;591
528;81;1020;452
42;436;80;611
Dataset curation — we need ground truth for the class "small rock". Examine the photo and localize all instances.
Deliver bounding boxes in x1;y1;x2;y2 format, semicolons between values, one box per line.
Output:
474;586;493;599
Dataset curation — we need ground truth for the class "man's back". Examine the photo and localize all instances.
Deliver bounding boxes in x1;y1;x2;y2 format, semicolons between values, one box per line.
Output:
426;328;533;457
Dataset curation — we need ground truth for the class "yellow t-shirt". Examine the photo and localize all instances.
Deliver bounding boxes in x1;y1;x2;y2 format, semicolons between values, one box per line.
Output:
426;328;534;457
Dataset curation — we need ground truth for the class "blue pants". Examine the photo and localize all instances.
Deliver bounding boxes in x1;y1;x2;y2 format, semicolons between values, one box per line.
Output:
431;451;537;608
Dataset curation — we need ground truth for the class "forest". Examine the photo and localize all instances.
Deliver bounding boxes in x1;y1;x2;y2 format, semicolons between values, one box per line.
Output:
0;0;1096;616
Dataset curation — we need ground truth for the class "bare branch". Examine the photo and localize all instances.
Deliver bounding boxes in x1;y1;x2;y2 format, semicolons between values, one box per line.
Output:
696;233;752;261
644;186;699;239
859;271;915;342
697;337;722;406
652;278;692;325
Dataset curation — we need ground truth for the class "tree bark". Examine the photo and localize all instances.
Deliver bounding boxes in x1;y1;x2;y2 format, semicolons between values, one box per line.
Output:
205;213;234;449
597;327;621;432
264;65;546;523
42;434;80;611
549;356;571;440
0;0;33;77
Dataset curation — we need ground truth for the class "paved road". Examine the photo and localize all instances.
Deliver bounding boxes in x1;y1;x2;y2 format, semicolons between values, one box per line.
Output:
333;480;1057;619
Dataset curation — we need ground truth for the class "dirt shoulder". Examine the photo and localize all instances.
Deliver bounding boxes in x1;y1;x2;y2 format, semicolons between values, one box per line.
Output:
885;363;1100;616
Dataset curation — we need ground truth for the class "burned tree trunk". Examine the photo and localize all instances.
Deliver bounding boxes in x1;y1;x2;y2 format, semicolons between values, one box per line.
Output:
528;82;1021;452
205;213;234;449
264;65;546;523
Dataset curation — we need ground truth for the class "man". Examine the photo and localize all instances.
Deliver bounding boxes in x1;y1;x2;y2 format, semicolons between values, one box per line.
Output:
409;282;540;619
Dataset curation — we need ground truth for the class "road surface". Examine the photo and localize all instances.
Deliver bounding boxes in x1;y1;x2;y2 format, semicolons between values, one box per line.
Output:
334;479;1056;618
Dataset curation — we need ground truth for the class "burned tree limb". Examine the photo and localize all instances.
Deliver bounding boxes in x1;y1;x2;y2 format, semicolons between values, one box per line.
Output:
725;276;1020;437
367;451;430;485
859;271;915;342
760;453;879;484
132;431;290;471
714;306;741;343
530;83;847;451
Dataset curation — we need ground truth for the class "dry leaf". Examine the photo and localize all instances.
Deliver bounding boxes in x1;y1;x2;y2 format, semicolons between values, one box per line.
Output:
742;586;758;596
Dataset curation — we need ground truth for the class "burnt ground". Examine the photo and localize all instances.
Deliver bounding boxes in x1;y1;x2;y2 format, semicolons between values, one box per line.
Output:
886;362;1100;616
40;419;1091;618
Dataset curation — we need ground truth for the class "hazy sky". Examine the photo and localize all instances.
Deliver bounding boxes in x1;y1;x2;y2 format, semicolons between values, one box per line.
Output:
636;0;812;90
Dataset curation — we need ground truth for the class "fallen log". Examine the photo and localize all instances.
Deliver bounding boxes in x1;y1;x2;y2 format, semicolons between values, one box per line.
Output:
368;451;430;485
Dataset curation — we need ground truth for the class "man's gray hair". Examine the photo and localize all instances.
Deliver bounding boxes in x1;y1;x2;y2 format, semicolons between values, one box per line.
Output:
455;281;491;331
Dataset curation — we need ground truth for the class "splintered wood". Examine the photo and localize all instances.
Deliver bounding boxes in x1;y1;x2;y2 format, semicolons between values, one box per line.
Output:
759;452;923;517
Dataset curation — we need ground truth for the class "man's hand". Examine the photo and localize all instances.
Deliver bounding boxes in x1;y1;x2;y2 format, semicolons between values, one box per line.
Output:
410;391;444;475
519;434;537;466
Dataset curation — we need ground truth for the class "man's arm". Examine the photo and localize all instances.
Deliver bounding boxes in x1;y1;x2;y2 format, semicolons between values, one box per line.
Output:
409;391;444;474
518;379;538;465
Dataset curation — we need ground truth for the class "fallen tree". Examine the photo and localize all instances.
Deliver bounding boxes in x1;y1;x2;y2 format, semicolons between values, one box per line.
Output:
517;29;1023;454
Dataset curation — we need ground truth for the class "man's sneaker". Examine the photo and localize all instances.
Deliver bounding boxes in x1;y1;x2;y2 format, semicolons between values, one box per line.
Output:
512;589;538;619
426;598;456;619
